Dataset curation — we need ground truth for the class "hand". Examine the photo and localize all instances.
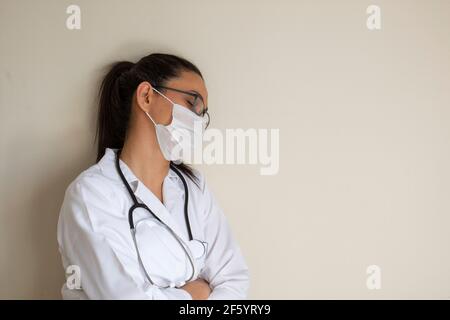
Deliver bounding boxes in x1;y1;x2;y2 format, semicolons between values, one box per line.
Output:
180;278;211;300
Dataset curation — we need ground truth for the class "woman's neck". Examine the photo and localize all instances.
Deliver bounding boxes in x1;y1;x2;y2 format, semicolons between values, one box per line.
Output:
119;125;169;203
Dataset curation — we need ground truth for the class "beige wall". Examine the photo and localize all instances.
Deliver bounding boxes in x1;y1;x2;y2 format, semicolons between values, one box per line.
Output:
1;0;449;299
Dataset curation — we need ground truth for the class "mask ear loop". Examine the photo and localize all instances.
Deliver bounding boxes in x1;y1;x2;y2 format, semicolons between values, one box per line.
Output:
152;87;175;105
144;111;157;126
144;87;174;126
145;87;176;126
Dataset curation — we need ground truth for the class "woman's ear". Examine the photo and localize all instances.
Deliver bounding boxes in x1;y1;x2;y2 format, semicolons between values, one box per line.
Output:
135;81;154;112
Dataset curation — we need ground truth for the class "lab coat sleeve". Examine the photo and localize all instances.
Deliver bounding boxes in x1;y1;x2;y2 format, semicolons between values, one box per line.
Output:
199;180;250;300
57;178;192;300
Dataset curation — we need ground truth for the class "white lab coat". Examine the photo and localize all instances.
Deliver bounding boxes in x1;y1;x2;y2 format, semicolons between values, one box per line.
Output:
57;148;250;299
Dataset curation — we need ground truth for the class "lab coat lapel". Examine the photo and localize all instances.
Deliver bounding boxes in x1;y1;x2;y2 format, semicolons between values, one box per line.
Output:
102;148;188;241
134;180;187;241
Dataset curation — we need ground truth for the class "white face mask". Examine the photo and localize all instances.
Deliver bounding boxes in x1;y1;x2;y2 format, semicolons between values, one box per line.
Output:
145;87;207;164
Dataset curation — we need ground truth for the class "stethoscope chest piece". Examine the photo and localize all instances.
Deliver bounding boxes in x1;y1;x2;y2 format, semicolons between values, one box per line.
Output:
187;239;208;259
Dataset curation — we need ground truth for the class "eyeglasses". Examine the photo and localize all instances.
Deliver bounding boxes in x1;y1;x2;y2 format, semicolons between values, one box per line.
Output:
153;85;210;127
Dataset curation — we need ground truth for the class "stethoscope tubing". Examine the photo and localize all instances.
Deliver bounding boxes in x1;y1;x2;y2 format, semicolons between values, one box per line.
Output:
114;149;196;287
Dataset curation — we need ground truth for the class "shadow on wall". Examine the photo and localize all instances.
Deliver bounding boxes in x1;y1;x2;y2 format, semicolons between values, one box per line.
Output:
1;141;95;298
35;143;96;299
28;89;100;299
1;77;99;299
30;164;81;299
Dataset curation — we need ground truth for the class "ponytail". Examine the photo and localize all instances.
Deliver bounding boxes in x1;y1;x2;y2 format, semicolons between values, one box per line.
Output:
95;61;136;162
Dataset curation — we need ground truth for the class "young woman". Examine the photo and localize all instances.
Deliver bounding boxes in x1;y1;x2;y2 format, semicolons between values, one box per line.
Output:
57;53;250;299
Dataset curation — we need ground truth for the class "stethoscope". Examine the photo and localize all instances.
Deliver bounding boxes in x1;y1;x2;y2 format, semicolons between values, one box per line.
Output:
115;148;206;288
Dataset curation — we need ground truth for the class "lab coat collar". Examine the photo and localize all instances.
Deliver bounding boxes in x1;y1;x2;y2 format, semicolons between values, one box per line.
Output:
98;148;188;241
